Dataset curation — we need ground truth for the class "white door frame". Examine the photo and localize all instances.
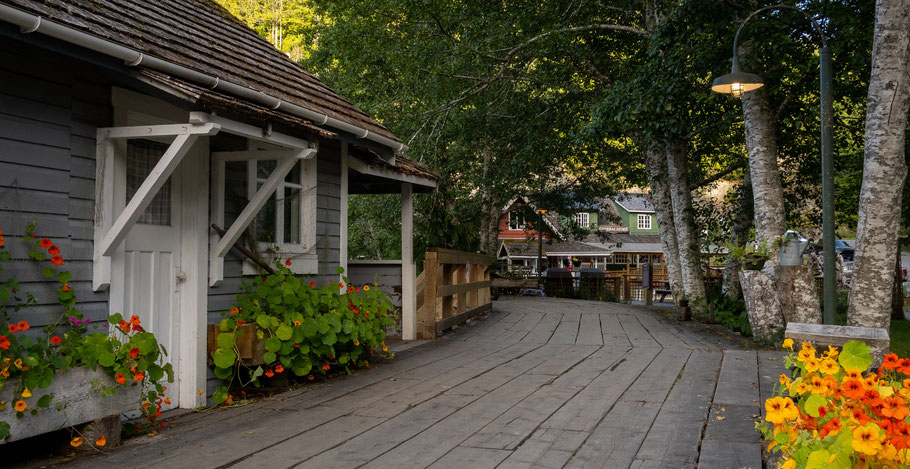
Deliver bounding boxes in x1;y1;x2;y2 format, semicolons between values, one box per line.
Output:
102;88;210;409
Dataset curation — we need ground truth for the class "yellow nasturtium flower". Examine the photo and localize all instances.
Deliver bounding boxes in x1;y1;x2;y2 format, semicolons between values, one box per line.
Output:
819;358;839;375
782;338;794;349
765;396;799;424
852;423;884;456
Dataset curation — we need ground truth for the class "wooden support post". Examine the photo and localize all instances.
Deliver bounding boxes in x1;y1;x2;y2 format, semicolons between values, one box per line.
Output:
417;250;438;339
401;183;416;340
645;288;653;306
623;275;631;302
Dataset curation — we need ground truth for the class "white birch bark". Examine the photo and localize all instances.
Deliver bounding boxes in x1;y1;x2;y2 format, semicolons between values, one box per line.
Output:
847;0;910;328
741;82;787;244
665;140;706;302
645;141;684;303
723;167;753;299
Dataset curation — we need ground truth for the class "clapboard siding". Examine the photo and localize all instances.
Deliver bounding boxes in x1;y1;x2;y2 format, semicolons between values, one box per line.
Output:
0;39;112;325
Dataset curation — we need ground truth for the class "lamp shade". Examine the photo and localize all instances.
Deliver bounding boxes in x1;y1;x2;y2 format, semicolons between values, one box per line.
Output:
711;71;764;96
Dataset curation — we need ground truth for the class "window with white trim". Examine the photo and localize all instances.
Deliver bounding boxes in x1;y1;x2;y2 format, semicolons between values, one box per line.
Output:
574;212;590;228
508;212;526;230
243;148;318;275
637;214;652;230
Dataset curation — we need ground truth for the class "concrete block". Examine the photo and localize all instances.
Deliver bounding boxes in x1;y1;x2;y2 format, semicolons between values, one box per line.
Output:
785;322;890;368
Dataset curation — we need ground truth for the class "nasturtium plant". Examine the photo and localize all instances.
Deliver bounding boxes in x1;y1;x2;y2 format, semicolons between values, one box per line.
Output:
759;339;910;468
210;263;396;403
0;223;174;440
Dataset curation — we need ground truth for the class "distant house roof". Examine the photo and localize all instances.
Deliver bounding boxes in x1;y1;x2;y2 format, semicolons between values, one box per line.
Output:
499;239;612;258
3;0;400;146
613;193;655;213
583;233;663;253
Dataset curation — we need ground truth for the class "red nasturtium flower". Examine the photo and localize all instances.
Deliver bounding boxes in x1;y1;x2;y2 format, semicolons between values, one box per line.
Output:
264;369;275;378
129;315;141;325
118;320;130;333
7;324;18;334
322;363;330;371
0;235;5;247
16;321;29;331
48;245;60;256
50;255;64;266
129;347;140;358
0;335;10;350
309;281;315;288
285;259;292;266
115;373;126;384
275;365;284;373
50;336;61;345
133;371;145;382
39;238;52;249
62;284;70;292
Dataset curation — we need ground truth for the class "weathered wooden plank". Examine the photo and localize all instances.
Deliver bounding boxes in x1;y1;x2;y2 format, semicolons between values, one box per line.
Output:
758;351;788;417
521;311;561;344
703;404;763;444
618;314;660;348
548;318;580;345
542;346;659;432
713;350;760;406
636;311;691;348
600;313;633;349
436;303;492;332
528;344;600;376
575;312;603;346
444;344;569;397
696;440;763;469
227;414;386;468
500;428;589;468
427;447;511;469
365;373;553;468
564;400;662;468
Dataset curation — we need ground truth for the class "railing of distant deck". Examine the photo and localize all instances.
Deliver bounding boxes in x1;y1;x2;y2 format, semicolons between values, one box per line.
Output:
416;248;494;339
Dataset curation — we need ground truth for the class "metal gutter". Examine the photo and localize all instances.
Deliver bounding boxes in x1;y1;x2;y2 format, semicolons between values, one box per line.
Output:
0;3;408;154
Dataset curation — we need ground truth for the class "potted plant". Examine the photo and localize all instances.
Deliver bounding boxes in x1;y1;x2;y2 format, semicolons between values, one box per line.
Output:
729;241;774;270
0;224;173;444
208;261;396;404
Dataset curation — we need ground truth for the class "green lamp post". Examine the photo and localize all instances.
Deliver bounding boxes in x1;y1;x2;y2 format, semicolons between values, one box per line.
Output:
712;4;836;325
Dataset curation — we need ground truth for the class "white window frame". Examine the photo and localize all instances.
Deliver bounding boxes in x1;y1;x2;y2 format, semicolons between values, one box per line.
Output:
508;212;526;231
637;214;652;230
574;212;590;228
241;142;318;275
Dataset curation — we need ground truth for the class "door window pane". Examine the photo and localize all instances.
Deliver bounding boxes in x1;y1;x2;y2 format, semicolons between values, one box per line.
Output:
127;139;171;226
283;186;301;245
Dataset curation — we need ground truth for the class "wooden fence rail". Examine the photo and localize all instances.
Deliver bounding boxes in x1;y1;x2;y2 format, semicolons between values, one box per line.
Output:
416;248;494;339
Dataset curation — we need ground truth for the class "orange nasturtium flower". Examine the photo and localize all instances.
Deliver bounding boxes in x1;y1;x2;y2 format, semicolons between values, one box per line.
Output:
275;365;284;373
7;324;18;333
95;434;107;447
115;373;127;384
39;238;52;249
16;321;29;331
129;315;141;325
14;400;27;412
0;335;10;350
264;369;275;378
70;436;84;447
50;255;64;266
133;371;145;382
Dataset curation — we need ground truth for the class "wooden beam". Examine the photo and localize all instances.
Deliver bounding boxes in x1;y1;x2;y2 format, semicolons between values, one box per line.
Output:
348;155;437;189
211;149;308;162
432;248;495;266
401;183;417;340
417;250;439;340
99;122;219;139
190;112;314;150
92;137;115;291
98;133;199;257
436;280;493;298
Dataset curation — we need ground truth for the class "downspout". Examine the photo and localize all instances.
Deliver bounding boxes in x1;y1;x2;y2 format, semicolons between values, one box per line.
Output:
0;4;408;154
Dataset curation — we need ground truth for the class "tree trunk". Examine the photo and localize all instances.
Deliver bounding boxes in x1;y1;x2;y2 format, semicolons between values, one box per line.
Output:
892;241;904;321
477;148;501;256
741;78;787;244
645;141;684;303
847;0;910;329
724;166;754;300
665;140;706;303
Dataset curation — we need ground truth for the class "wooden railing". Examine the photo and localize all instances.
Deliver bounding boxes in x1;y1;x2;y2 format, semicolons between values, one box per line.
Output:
416;248;494;339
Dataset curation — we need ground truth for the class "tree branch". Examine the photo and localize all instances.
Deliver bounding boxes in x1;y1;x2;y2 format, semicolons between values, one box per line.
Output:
691;161;746;189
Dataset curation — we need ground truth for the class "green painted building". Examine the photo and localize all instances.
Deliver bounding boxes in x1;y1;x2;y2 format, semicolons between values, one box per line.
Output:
612;194;658;235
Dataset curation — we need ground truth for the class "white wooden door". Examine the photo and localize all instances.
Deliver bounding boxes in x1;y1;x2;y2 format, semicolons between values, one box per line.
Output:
112;137;184;411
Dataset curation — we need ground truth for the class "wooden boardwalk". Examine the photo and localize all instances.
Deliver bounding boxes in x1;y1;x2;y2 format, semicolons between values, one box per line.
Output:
57;298;782;469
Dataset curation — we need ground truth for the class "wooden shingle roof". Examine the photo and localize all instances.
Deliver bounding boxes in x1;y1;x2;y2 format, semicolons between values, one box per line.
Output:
4;0;400;144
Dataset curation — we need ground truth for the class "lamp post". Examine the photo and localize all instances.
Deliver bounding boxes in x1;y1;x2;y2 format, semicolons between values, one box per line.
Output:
537;209;547;289
711;5;835;325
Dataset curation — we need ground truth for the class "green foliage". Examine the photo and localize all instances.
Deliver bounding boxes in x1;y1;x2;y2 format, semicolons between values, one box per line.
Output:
210;262;396;403
0;223;173;438
702;287;752;337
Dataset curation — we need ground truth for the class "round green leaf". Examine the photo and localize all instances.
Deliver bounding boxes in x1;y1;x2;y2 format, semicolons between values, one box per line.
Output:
806;449;831;469
263;351;277;363
276;323;293;341
37;393;54;408
213;348;236;369
211;386;228;404
97;351;116;367
803;393;826;418
256;314;272;328
838;340;873;372
213;366;233;380
216;333;235;350
264;337;282;353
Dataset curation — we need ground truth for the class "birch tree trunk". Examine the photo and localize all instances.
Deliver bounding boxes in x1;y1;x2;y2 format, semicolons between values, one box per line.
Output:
724;166;754;299
741;82;787;244
848;0;910;328
645;141;684;303
666;140;706;302
477;147;501;256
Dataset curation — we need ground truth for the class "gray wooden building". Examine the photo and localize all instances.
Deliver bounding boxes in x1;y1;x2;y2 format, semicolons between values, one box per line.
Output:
0;0;436;409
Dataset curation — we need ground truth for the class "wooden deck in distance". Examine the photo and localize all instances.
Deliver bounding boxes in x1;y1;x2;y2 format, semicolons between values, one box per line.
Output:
54;297;783;469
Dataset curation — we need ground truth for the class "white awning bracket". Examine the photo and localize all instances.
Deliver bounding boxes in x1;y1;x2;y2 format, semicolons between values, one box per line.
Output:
208;146;316;286
93;121;221;291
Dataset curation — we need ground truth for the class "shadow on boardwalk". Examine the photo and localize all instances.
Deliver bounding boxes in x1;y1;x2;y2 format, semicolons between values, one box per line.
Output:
21;298;784;469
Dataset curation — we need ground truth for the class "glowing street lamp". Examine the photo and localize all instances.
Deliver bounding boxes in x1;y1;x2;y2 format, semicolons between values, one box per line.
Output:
712;5;836;325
